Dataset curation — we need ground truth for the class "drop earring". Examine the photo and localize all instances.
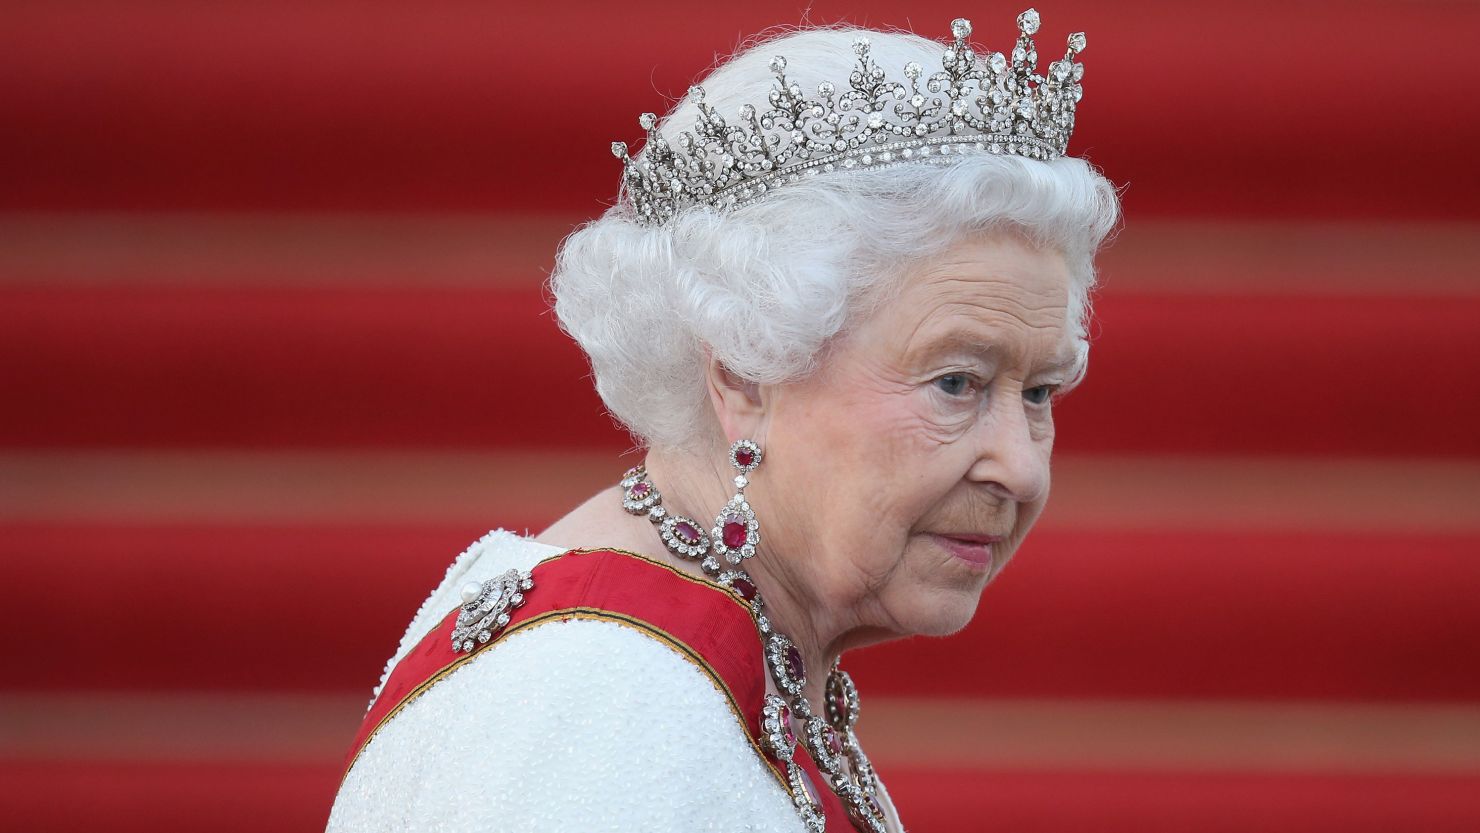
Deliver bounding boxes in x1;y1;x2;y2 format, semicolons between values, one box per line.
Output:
708;439;762;571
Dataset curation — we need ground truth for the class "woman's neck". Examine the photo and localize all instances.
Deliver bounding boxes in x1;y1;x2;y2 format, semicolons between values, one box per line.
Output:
643;446;841;710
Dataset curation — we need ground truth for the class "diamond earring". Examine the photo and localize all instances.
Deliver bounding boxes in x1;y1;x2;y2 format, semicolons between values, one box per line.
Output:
709;439;762;570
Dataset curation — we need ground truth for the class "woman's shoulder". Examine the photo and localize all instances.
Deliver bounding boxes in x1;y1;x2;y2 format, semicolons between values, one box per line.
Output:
367;529;565;704
418;528;565;624
331;533;800;832
332;615;800;832
400;529;563;647
366;529;767;719
370;530;764;699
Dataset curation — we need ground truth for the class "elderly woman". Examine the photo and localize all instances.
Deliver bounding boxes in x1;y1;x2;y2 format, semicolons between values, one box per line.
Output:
329;10;1119;833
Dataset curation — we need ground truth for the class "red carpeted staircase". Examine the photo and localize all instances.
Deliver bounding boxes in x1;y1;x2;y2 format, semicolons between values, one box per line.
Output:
3;2;1479;832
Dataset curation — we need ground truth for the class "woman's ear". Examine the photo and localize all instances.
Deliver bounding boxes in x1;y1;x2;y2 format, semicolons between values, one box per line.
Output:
703;348;767;444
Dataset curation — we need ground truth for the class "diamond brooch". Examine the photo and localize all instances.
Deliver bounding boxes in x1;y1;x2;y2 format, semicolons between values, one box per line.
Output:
450;568;533;654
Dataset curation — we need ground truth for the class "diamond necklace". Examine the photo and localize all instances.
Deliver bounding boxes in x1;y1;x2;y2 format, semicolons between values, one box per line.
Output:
618;465;889;833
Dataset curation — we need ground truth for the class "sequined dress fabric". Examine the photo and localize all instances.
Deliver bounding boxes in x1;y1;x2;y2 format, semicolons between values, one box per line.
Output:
326;529;808;832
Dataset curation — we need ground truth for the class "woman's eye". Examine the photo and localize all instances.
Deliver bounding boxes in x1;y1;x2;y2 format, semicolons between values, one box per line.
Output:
934;373;972;397
1024;384;1056;405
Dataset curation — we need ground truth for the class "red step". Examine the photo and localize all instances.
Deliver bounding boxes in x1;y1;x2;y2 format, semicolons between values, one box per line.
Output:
4;760;1476;833
0;286;626;450
3;286;1477;457
0;761;338;833
5;523;1477;700
1;2;1475;217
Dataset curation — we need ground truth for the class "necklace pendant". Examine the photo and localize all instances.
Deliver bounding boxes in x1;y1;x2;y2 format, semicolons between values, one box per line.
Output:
657;514;711;559
840;782;889;833
716;569;760;603
761;694;826;833
760;694;797;757
825;667;861;729
620;467;660;515
765;632;806;696
802;714;847;772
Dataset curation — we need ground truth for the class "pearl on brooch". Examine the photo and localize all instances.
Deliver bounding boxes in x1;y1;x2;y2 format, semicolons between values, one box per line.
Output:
460;581;484;605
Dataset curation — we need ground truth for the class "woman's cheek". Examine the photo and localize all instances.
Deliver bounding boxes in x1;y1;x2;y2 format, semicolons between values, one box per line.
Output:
861;393;970;457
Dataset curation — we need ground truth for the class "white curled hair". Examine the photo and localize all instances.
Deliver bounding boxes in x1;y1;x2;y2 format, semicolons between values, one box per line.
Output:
550;25;1123;451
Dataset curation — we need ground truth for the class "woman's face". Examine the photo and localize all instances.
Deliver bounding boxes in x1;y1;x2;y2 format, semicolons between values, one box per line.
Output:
754;229;1077;642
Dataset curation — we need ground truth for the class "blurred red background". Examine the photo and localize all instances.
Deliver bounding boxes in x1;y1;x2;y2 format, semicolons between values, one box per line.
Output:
2;1;1478;831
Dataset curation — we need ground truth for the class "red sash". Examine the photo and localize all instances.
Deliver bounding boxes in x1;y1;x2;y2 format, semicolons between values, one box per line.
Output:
343;547;854;831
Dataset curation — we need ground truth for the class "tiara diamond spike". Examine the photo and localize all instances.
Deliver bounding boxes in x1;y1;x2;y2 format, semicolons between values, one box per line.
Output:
613;9;1088;226
1017;8;1041;35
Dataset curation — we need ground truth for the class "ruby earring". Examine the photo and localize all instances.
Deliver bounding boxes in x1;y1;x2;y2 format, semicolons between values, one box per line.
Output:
709;439;762;569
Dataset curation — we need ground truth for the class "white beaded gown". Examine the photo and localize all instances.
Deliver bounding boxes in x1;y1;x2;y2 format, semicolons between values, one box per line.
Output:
326;529;820;832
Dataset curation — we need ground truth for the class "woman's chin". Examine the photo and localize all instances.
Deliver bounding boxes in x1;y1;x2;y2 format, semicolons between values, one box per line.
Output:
900;590;984;638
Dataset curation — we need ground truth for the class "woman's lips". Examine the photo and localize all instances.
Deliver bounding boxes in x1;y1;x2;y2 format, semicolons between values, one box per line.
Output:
929;533;999;570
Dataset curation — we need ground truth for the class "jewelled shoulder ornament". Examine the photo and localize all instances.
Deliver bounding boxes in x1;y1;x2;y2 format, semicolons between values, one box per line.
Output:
450;568;534;653
612;9;1086;226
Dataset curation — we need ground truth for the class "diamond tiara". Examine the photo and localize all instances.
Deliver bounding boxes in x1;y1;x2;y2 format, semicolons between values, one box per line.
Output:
611;9;1087;226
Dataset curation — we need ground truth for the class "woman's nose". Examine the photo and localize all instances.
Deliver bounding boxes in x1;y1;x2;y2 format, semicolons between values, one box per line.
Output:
966;394;1050;503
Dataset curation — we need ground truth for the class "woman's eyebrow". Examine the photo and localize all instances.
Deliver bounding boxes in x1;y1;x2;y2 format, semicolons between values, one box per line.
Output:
918;328;1001;358
918;329;1077;372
